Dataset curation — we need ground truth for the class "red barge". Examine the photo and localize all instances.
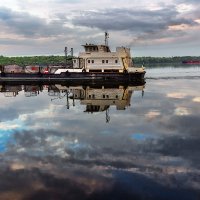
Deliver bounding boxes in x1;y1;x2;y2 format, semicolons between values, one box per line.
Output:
182;60;200;64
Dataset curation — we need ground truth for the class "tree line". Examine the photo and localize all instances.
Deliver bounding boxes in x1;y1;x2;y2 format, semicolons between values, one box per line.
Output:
0;55;72;66
0;55;200;66
133;56;200;64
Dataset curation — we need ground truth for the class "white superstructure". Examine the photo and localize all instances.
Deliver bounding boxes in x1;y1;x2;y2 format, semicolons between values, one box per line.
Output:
55;33;145;74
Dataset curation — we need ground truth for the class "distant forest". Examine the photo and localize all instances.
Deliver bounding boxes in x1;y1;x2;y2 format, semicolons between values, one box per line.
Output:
0;55;71;66
134;56;200;64
0;55;200;66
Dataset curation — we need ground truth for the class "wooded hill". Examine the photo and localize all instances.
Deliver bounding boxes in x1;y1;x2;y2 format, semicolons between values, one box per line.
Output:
133;56;200;64
0;55;71;66
0;55;200;66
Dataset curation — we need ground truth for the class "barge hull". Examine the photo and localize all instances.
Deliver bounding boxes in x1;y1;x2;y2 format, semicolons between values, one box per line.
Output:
0;72;145;84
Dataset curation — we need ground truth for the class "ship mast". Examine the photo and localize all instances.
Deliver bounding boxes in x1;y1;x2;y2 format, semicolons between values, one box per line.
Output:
105;32;109;46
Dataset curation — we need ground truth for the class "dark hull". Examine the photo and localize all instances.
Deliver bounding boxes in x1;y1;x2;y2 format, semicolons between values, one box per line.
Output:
0;72;145;85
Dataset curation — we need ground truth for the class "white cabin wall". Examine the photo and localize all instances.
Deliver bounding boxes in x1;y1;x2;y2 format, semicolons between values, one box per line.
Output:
72;59;79;68
77;48;134;71
85;59;122;70
86;58;120;65
116;47;133;69
82;56;124;70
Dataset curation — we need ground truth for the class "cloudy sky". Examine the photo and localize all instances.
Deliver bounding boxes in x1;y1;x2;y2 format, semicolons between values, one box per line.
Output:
0;0;200;56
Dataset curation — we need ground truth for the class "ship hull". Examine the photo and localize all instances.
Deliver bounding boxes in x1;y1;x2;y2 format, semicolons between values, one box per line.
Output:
0;72;145;84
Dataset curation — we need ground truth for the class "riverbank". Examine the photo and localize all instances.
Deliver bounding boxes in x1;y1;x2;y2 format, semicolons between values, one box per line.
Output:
1;55;200;66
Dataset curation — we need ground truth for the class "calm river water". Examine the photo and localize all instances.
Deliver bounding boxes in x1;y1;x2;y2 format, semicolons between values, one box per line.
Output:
0;65;200;200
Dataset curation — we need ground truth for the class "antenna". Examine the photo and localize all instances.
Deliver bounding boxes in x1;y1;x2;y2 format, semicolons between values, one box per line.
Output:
70;48;73;57
106;108;110;123
64;47;68;57
64;47;68;67
105;32;109;46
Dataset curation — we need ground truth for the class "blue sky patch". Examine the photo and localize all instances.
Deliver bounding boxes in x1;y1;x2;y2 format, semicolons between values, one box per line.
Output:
131;133;156;141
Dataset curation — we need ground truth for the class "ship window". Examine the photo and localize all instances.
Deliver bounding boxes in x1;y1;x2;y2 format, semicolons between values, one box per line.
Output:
115;60;118;63
92;60;94;63
102;60;105;64
88;60;90;63
106;60;108;63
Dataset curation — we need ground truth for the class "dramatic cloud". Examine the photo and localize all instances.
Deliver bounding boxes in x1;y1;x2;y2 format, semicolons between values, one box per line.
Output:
176;0;200;3
0;0;200;57
72;7;196;33
0;7;71;38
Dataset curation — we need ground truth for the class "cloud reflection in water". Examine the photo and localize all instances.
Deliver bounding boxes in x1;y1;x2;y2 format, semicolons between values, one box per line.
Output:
0;78;200;199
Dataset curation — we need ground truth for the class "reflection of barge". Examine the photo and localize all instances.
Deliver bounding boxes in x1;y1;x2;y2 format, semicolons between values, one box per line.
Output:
0;33;145;83
0;84;22;97
0;82;145;122
53;84;144;112
66;84;144;123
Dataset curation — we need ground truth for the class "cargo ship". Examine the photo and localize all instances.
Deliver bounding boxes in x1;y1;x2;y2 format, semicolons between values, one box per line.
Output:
0;33;145;84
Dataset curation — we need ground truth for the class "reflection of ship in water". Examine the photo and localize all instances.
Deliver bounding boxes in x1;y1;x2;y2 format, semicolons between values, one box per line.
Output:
0;84;43;97
0;83;144;121
0;84;22;97
24;85;43;97
49;84;145;122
